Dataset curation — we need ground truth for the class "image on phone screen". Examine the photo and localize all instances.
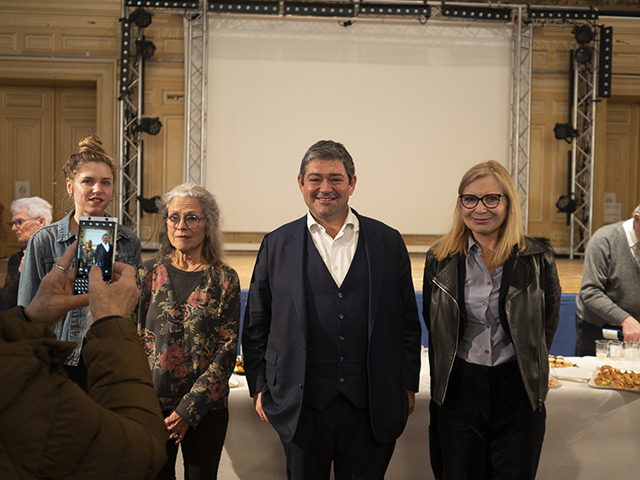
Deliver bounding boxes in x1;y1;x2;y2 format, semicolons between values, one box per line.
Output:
74;216;118;294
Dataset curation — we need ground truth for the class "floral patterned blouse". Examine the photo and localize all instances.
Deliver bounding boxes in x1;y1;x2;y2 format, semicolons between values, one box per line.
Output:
136;259;240;428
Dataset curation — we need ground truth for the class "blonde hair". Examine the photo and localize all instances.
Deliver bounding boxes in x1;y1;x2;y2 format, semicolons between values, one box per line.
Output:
431;160;525;266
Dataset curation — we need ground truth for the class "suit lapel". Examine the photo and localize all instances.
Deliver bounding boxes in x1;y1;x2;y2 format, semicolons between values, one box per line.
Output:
285;217;308;342
360;215;383;339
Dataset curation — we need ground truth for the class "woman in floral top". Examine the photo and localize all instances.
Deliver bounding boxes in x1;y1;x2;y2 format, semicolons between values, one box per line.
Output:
137;182;240;480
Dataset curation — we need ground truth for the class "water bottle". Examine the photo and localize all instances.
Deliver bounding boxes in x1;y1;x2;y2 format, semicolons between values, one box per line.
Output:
602;325;624;341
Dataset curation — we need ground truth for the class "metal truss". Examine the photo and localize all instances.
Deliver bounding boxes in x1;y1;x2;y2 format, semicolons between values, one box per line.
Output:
118;3;143;234
119;1;602;243
569;30;598;259
185;1;208;186
509;6;533;232
118;0;200;235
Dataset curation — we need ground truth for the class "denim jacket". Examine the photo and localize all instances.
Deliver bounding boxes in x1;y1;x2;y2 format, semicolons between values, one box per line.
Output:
17;212;142;366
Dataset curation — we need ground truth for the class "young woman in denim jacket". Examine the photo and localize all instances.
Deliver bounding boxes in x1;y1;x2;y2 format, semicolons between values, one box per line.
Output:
18;135;142;389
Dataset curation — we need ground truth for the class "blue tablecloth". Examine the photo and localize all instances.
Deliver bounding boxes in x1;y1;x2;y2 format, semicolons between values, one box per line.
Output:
237;291;578;357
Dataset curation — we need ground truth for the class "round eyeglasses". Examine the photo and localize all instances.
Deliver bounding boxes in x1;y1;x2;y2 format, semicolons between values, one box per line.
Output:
166;214;204;229
459;194;505;209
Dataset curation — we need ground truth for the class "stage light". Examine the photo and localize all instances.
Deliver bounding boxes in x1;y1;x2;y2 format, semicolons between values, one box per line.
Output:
528;8;597;21
284;2;355;17
136;38;157;59
129;7;153;28
553;123;578;143
441;4;511;21
119;19;132;95
359;3;430;18
136;117;163;135
139;196;161;213
598;26;613;98
126;0;199;8
573;25;594;45
575;46;593;65
208;0;279;15
556;195;577;214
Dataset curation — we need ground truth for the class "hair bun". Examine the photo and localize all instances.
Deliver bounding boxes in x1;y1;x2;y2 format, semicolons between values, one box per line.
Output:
78;134;107;155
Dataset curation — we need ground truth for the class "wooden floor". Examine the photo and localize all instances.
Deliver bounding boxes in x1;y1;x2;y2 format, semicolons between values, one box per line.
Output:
0;252;585;294
226;253;584;294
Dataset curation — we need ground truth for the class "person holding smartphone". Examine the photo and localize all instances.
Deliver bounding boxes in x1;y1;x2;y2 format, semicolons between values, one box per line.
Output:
3;242;168;479
18;134;142;390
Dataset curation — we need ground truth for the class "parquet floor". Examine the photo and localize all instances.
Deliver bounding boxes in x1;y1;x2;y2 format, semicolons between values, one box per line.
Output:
223;253;585;294
0;252;585;295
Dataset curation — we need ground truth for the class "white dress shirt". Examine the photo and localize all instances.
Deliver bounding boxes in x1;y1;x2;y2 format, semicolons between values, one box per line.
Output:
622;218;640;266
306;209;360;287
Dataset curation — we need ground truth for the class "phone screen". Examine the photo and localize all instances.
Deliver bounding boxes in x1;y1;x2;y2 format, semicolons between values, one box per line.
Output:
74;216;118;294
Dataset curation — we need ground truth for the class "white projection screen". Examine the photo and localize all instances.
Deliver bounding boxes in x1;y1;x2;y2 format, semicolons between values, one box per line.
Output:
206;17;512;235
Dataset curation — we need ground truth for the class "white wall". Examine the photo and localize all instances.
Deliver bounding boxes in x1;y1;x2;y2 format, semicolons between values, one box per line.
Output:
207;17;512;235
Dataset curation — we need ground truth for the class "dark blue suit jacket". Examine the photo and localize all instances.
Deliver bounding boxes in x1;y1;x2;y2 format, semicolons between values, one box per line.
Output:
95;243;113;271
242;211;422;444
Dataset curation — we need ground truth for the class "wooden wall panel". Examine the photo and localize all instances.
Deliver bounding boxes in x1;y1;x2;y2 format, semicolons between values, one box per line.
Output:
0;86;54;256
55;87;97;219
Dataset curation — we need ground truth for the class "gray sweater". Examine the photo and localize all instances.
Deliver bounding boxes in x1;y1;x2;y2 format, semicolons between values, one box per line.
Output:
576;220;640;327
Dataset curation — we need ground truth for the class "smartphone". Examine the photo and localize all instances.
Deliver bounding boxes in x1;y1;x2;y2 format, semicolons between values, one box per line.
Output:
74;216;118;294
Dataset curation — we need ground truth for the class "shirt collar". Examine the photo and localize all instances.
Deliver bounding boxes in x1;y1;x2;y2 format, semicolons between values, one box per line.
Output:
622;218;639;248
467;235;480;254
306;208;359;235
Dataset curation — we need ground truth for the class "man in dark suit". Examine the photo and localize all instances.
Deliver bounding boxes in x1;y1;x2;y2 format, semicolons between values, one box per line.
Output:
95;233;113;274
242;140;422;479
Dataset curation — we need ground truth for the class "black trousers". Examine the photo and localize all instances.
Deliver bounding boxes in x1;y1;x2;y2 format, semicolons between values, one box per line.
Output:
282;393;396;480
430;358;546;480
156;407;229;480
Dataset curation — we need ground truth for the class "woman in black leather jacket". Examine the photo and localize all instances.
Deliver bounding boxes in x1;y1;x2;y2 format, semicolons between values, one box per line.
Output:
423;160;561;480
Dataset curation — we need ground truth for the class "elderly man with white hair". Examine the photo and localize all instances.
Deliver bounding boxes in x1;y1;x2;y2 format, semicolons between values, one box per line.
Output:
3;197;53;308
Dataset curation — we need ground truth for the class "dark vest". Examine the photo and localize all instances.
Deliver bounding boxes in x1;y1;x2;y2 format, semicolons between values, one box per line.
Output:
303;229;369;410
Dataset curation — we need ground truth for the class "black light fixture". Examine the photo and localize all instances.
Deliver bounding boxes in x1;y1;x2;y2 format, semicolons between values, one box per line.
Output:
359;3;430;18
135;117;163;135
208;0;280;15
126;0;199;7
136;37;157;59
284;2;355;17
119;18;132;97
598;26;613;98
575;45;593;65
528;8;597;21
573;24;594;45
138;195;161;213
553;123;578;143
556;195;577;214
441;3;511;21
129;7;153;28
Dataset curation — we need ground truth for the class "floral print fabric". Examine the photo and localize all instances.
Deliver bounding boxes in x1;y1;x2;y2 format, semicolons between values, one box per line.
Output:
137;260;240;428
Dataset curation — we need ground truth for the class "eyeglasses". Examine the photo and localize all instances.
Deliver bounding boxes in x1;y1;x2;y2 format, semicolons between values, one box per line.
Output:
10;217;39;228
459;194;506;209
166;214;204;229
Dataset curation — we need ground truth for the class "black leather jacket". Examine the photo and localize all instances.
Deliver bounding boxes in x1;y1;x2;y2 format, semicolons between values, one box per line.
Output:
423;237;562;410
